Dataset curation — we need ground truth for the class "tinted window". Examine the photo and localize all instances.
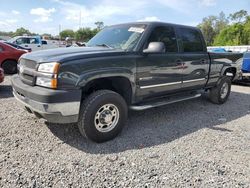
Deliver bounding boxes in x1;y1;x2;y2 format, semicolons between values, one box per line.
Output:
16;38;30;45
42;40;47;45
148;26;178;53
178;28;204;52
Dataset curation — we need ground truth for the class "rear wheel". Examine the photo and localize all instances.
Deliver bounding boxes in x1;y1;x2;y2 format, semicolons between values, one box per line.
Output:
78;90;128;143
209;76;231;104
2;60;17;74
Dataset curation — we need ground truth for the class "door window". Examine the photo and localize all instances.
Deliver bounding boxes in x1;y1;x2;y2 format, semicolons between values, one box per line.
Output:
30;38;39;44
16;38;30;45
178;28;204;52
148;26;178;53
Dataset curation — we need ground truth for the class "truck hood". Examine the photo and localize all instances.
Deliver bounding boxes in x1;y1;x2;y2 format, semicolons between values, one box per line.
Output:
20;47;125;63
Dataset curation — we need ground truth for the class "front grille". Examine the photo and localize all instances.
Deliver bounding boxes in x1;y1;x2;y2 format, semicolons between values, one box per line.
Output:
19;59;37;69
19;58;38;86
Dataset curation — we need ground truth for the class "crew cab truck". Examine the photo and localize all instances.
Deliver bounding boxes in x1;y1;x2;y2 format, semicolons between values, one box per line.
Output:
12;22;239;143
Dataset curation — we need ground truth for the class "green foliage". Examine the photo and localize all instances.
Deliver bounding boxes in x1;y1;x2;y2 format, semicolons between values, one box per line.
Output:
229;10;248;23
59;29;75;39
95;21;104;30
198;12;229;45
75;28;99;42
213;24;244;45
13;27;32;36
198;10;250;46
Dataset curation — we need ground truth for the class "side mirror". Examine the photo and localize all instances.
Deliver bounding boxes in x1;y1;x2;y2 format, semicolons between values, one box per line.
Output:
143;42;165;54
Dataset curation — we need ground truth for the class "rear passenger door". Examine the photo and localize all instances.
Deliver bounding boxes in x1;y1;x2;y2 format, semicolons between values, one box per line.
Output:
177;27;209;90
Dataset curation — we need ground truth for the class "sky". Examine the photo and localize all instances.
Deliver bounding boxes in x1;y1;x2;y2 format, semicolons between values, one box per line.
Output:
0;0;250;35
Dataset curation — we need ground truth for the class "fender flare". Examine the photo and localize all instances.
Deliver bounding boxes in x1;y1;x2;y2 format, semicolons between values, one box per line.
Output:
76;67;136;100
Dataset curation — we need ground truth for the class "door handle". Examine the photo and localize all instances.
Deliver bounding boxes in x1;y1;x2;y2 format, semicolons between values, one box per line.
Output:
201;59;206;64
176;59;183;66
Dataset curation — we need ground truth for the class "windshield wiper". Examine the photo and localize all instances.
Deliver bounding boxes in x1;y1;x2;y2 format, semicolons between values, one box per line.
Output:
95;44;112;48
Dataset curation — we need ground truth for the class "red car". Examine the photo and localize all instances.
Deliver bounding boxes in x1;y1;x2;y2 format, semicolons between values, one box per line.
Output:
0;67;4;83
0;42;28;74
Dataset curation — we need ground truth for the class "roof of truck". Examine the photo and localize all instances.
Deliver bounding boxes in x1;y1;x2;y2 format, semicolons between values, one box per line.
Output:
109;21;199;30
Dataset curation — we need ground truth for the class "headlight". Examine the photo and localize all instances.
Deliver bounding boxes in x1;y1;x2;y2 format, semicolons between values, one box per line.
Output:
38;62;60;73
36;62;60;89
36;77;57;89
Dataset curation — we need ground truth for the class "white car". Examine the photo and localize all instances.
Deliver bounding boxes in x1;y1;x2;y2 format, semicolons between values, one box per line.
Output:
8;36;59;51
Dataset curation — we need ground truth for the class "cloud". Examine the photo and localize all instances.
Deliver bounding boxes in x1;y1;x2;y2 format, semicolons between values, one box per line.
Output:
54;0;147;26
0;21;10;27
199;0;217;6
6;19;18;24
30;8;56;23
12;10;20;15
138;16;161;22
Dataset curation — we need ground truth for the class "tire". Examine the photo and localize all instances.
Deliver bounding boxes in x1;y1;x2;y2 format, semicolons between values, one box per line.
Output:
209;76;231;104
2;60;17;74
78;90;128;143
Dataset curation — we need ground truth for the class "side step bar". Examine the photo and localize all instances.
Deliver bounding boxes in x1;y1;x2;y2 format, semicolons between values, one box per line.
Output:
130;93;201;111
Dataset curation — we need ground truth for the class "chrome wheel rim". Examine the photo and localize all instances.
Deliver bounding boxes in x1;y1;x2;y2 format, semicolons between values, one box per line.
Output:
94;104;119;133
220;82;229;99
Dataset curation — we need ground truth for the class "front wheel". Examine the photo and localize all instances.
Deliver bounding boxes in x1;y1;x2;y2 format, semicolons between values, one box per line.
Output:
2;60;17;74
78;90;128;143
209;76;231;104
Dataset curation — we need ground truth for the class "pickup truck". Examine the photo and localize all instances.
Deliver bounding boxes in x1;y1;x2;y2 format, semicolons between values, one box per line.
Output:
12;22;241;142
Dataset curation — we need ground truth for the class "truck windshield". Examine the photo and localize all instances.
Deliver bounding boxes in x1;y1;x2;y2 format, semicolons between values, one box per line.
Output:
87;24;147;51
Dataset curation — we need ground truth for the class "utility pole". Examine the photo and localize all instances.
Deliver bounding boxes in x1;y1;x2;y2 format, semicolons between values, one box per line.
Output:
59;24;61;45
79;10;82;29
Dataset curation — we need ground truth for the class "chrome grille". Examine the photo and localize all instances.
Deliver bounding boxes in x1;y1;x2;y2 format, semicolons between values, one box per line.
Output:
18;58;37;86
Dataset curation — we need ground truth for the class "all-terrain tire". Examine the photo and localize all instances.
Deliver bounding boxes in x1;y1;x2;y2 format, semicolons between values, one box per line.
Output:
209;76;231;104
78;90;128;143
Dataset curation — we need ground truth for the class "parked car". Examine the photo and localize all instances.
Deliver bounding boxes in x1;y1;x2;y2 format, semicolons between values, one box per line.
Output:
0;67;4;83
0;42;28;74
12;22;242;143
4;42;32;52
8;36;59;51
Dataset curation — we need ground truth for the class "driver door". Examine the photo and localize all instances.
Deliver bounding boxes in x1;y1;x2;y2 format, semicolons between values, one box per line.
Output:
137;26;183;99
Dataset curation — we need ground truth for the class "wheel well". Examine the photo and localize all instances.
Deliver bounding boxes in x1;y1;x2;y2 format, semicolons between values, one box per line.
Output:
82;77;132;104
223;67;236;80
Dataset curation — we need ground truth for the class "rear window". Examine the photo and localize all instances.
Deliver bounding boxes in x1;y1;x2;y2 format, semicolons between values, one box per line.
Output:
178;27;204;52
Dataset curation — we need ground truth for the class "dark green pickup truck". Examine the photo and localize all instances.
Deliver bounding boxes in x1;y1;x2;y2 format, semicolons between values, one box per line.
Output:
12;22;242;142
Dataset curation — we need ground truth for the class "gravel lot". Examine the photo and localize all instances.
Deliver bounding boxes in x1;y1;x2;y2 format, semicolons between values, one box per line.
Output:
0;75;250;187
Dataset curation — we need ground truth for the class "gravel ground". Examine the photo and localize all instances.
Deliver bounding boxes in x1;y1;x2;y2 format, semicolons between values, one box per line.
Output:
0;75;250;188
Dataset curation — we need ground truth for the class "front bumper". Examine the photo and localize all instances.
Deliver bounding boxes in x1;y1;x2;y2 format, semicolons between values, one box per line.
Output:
11;75;81;123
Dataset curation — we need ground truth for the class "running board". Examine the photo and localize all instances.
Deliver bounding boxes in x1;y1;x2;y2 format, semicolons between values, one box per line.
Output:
130;93;201;111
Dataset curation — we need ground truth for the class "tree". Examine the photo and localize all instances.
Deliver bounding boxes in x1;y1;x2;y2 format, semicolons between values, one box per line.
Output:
198;16;217;45
213;23;244;45
13;27;32;37
242;16;250;44
95;21;104;30
75;28;98;42
59;29;75;39
229;10;248;23
214;12;229;34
